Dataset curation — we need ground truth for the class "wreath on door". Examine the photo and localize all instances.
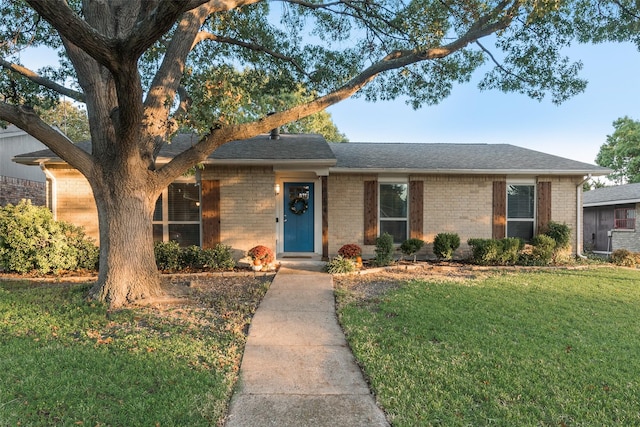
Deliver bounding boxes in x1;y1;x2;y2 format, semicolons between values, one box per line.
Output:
289;197;308;215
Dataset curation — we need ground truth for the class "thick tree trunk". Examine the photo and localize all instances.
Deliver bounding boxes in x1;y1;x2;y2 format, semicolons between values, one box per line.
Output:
89;172;163;308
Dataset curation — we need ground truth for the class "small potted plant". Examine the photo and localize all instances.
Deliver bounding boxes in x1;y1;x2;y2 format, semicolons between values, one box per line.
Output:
338;243;362;267
247;245;275;271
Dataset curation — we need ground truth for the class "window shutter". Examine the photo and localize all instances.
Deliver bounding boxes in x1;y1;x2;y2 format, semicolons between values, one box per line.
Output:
492;181;506;239
201;179;220;248
364;180;378;245
409;180;424;239
537;181;552;233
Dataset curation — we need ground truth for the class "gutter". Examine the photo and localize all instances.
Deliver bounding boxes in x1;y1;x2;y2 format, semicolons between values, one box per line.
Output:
39;162;57;220
576;174;592;259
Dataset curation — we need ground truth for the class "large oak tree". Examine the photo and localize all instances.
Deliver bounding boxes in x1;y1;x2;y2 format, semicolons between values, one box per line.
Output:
0;0;592;307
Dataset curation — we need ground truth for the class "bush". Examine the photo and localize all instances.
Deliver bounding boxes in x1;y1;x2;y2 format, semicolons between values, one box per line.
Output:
498;237;522;265
373;233;395;267
326;255;356;274
0;200;99;274
401;238;425;262
467;237;522;266
204;244;236;270
154;240;182;271
338;244;361;259
467;238;501;265
432;233;460;260
545;221;571;249
155;242;236;271
610;249;638;267
530;234;556;265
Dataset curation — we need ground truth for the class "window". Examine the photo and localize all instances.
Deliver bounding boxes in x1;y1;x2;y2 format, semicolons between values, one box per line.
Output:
614;207;636;230
153;182;201;247
379;183;407;243
507;184;535;241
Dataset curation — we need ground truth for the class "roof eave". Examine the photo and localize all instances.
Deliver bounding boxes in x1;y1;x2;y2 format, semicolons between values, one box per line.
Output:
584;199;640;207
329;167;609;176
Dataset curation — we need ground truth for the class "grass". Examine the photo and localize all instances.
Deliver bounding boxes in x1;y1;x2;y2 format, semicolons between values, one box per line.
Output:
0;278;270;426
337;267;640;426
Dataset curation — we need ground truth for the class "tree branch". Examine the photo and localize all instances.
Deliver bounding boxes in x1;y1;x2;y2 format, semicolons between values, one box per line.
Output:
156;5;515;185
0;59;85;103
24;0;117;68
193;31;310;76
0;102;94;176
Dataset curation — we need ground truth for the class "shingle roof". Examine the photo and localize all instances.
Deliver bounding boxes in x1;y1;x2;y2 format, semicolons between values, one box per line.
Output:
13;133;337;165
583;183;640;206
13;134;609;176
329;142;609;175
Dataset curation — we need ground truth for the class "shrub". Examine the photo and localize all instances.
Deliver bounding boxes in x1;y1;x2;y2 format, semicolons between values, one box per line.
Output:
338;244;361;259
467;237;522;266
498;237;522;265
247;245;275;265
400;238;425;262
467;238;500;265
545;221;571;249
326;255;356;274
0;200;99;274
203;244;236;270
611;249;638;267
373;232;395;266
432;233;460;261
154;240;182;271
530;234;556;265
154;242;236;272
181;245;205;268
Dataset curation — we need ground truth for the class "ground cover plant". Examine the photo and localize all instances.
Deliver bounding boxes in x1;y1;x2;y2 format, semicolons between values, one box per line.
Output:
335;267;640;426
0;275;271;426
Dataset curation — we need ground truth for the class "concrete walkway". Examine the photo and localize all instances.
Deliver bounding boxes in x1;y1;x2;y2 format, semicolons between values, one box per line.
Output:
224;262;390;427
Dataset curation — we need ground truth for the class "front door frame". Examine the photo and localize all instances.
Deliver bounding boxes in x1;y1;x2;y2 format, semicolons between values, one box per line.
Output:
275;173;323;256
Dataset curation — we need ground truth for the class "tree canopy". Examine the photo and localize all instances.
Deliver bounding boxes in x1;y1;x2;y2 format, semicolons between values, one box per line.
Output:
596;116;640;184
0;0;635;306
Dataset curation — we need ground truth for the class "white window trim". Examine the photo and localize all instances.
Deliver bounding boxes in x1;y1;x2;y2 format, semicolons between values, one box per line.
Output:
378;180;409;242
506;181;536;239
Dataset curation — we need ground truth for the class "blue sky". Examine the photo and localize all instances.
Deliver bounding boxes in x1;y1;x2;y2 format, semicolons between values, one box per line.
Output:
328;42;640;165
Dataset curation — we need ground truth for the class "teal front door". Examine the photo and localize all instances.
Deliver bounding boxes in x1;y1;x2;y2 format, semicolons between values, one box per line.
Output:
284;182;314;252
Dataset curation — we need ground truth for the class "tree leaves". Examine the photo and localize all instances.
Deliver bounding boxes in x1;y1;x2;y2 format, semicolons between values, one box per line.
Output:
596;116;640;184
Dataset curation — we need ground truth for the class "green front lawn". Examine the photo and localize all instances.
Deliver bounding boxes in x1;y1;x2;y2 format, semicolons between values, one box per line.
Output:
337;267;640;426
0;278;269;426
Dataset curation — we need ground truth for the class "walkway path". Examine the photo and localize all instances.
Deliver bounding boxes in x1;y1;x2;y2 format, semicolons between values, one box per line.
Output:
224;262;389;427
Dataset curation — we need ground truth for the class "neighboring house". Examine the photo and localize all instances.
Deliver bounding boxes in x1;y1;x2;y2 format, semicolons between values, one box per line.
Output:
583;183;640;254
14;133;609;259
0;125;47;206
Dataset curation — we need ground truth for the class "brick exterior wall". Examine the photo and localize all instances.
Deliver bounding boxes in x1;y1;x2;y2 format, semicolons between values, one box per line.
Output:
202;166;276;255
44;164;585;259
612;202;640;252
327;173;376;256
0;176;46;206
327;173;584;259
47;166;99;241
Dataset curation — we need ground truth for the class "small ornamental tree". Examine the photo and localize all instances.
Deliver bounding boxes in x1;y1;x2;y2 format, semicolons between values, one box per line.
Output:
400;238;425;262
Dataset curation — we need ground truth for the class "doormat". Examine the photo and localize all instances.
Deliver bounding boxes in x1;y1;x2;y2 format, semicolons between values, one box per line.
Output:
281;256;313;259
